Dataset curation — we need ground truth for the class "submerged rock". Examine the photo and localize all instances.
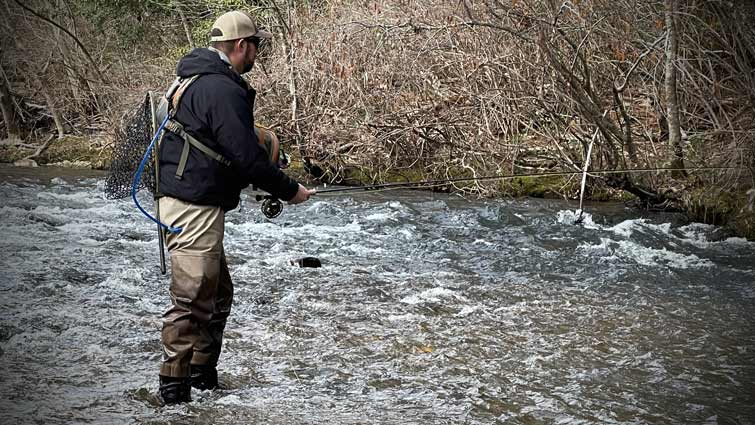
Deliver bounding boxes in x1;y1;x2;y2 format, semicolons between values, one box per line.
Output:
291;257;322;268
13;158;38;167
47;160;93;169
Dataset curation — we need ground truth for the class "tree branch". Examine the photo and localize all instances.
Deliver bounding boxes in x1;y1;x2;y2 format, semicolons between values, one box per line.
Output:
12;0;107;84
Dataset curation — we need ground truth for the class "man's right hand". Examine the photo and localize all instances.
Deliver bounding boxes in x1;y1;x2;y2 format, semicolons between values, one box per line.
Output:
288;184;315;204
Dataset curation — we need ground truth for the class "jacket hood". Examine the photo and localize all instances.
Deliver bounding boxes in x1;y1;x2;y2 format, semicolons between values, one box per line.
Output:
175;48;245;86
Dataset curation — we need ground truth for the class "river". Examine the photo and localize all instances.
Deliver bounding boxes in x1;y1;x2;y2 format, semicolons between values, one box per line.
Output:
0;164;753;424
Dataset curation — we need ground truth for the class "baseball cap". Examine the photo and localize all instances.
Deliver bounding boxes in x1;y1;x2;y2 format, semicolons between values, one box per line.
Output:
209;11;273;42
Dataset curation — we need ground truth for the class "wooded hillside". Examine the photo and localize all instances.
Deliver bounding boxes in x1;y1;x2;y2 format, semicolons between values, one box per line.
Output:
1;0;754;235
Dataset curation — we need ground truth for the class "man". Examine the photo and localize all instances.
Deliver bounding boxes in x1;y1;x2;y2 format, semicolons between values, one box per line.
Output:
156;10;315;404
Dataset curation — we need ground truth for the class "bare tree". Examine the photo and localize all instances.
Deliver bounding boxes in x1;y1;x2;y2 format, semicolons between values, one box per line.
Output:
13;0;106;84
0;63;19;139
34;74;66;139
56;0;83;114
176;1;195;49
664;0;685;174
266;0;304;158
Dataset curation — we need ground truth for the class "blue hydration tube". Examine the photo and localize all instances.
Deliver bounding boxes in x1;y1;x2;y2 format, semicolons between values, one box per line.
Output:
132;114;183;234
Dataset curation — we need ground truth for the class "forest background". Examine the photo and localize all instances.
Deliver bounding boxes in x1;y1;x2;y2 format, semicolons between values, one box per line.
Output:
0;0;753;237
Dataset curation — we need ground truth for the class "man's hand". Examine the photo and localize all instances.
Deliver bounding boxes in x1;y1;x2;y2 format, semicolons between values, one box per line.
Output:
288;184;315;204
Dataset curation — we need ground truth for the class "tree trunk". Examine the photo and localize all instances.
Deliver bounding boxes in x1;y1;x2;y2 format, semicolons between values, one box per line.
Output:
0;63;19;139
267;0;305;159
57;0;82;111
31;73;65;139
41;88;65;139
664;0;686;175
281;0;303;157
176;2;195;49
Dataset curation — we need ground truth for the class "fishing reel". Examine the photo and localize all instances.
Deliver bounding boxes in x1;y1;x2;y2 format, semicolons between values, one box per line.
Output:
256;194;283;219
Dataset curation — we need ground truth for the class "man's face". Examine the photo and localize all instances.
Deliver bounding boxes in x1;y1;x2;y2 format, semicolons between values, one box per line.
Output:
229;38;258;74
241;38;257;74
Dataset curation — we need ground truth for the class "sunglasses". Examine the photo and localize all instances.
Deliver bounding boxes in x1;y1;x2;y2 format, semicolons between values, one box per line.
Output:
245;35;269;53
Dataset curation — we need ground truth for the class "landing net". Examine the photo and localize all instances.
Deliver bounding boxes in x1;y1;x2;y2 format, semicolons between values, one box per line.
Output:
104;93;157;199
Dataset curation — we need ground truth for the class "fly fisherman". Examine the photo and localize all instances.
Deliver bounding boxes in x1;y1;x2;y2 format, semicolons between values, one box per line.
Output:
155;10;315;404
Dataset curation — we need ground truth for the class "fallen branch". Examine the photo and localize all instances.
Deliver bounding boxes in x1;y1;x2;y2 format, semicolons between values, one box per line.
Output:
23;135;55;160
0;140;36;149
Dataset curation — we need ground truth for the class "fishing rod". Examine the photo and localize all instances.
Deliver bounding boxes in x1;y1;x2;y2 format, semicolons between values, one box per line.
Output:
255;165;742;218
314;166;738;194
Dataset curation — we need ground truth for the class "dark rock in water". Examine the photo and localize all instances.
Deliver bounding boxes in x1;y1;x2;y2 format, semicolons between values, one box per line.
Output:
292;257;322;268
709;226;735;242
252;296;271;305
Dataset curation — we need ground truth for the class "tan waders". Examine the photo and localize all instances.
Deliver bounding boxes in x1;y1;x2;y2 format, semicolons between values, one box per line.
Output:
158;197;233;394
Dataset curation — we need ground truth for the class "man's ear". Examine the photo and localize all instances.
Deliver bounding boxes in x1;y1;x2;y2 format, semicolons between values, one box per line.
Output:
234;39;245;53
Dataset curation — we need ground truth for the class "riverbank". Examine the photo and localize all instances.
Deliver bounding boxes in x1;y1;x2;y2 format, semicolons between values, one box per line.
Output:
0;136;110;170
3;1;753;238
2;136;753;240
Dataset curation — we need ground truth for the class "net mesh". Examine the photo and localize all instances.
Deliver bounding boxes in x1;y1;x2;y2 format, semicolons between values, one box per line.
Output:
105;93;157;199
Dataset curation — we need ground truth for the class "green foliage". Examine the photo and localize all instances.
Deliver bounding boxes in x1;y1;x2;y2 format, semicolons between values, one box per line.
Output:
167;45;193;62
39;136;109;167
68;0;274;52
191;18;214;47
207;0;255;10
184;1;271;48
679;184;755;240
73;0;170;49
685;186;739;226
734;210;755;241
502;176;568;198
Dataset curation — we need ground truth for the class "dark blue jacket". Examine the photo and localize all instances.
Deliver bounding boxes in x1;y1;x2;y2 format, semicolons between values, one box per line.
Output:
158;48;298;211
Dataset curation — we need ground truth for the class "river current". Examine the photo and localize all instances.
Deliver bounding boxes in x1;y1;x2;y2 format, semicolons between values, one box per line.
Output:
0;165;753;424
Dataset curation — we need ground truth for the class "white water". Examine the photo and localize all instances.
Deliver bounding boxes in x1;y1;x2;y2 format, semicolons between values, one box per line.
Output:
1;166;754;424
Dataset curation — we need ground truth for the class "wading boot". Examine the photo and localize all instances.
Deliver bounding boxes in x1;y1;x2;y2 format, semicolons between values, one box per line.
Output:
159;375;191;405
190;364;218;390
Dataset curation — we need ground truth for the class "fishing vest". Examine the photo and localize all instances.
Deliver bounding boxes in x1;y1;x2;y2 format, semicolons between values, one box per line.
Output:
154;75;286;180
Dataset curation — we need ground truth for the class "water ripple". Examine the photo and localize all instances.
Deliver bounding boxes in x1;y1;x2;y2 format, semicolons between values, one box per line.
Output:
0;168;754;424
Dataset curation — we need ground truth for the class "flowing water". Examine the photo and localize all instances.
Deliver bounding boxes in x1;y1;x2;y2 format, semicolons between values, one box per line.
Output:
1;164;754;424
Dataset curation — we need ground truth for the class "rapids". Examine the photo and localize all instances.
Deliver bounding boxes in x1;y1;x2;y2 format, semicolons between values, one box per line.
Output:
1;165;753;424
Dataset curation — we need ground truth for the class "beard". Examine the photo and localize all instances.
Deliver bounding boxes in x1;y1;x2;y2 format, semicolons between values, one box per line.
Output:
241;46;255;73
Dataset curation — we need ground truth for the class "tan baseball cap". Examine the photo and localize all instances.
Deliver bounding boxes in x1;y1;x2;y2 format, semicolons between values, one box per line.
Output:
209;11;272;42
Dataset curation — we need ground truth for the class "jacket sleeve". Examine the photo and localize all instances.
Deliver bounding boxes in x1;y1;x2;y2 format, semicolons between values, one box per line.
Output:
205;82;299;201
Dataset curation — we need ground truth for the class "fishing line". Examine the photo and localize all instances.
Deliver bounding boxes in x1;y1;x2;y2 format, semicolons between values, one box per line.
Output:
253;166;741;218
311;166;740;196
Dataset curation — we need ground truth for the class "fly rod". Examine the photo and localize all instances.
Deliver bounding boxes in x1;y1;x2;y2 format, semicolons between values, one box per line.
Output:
254;166;742;218
313;166;739;195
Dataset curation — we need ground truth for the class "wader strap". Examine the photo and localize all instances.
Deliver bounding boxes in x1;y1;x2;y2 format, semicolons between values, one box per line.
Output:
176;138;191;179
165;119;232;179
171;75;201;111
